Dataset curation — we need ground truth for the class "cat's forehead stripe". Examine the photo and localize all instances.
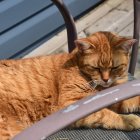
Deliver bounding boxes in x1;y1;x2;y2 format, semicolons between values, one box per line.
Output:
95;33;112;68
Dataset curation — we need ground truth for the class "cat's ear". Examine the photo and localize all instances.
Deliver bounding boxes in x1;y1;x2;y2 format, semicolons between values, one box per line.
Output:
119;38;137;52
74;39;93;53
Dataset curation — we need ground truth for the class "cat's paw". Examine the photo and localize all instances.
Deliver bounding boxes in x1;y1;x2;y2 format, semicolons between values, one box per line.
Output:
120;97;140;113
121;105;140;113
121;114;140;131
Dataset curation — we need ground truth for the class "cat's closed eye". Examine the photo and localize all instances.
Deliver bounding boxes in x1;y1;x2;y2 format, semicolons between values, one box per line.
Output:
92;67;100;70
87;66;100;71
111;64;126;72
112;65;120;70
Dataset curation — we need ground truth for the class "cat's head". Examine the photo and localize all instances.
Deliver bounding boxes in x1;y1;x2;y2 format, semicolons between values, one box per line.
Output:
75;31;137;88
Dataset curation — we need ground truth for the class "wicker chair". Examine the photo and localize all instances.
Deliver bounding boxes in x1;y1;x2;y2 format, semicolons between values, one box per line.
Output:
13;0;140;140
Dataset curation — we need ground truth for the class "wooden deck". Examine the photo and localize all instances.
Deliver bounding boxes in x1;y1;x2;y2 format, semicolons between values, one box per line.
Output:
24;0;140;78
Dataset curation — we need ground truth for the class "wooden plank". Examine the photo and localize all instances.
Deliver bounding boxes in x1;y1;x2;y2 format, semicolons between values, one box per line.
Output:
117;0;133;12
0;0;52;33
84;9;128;35
76;3;111;33
83;0;134;35
24;0;131;58
24;30;67;58
107;9;133;33
106;0;126;8
75;0;126;33
0;5;64;59
119;22;133;36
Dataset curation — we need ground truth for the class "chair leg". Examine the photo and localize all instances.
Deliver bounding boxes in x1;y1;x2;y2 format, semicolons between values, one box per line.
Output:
51;0;78;53
129;0;140;75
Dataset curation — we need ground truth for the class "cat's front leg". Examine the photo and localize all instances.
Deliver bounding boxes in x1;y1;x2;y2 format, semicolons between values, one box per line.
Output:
109;96;140;113
119;96;140;113
58;69;140;131
71;108;140;131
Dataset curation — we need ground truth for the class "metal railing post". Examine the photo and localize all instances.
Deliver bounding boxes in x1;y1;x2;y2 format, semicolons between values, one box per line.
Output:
129;0;140;75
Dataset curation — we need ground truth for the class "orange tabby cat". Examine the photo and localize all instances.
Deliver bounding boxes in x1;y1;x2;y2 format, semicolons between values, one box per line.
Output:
0;31;140;140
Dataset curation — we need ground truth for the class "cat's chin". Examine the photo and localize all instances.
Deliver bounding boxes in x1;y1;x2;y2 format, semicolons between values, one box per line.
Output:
101;83;112;88
100;81;113;88
90;79;113;88
101;84;111;88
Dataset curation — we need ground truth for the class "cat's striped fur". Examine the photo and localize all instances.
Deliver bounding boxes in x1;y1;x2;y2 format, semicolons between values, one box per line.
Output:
0;31;140;140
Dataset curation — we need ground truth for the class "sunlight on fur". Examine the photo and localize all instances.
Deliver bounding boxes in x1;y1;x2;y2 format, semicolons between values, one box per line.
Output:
0;31;139;140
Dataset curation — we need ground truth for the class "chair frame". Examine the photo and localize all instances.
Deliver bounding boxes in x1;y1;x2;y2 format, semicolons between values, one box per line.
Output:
129;0;140;75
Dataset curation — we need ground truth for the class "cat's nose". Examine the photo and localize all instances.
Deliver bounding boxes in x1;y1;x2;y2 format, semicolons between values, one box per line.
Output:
102;79;109;83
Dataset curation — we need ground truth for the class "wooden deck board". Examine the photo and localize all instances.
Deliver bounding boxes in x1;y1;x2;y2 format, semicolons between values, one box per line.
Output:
84;0;133;35
84;9;130;35
24;0;128;57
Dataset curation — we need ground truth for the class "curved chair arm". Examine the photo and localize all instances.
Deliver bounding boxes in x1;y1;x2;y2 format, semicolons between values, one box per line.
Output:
129;0;140;75
51;0;77;52
12;79;140;140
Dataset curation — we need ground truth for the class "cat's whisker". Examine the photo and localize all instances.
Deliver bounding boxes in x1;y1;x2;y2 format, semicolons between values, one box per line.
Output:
82;82;92;91
83;80;98;91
